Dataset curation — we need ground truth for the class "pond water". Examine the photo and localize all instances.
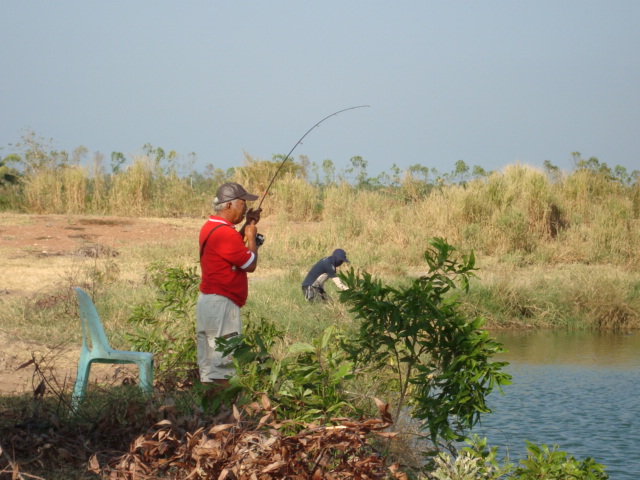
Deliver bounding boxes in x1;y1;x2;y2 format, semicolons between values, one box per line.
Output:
471;331;640;479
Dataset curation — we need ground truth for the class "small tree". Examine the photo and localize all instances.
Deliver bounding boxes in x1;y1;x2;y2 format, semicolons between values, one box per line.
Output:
339;237;511;448
0;154;21;186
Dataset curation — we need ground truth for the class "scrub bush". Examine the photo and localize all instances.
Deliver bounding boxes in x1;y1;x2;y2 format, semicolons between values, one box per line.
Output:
339;237;512;448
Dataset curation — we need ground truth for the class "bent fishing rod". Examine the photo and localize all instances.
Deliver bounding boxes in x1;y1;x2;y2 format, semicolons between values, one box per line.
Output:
256;104;370;211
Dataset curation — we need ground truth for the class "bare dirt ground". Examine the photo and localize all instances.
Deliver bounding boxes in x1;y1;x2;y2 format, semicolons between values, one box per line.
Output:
0;213;202;396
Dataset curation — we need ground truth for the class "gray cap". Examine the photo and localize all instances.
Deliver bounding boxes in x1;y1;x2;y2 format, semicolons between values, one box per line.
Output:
332;249;349;263
215;182;259;204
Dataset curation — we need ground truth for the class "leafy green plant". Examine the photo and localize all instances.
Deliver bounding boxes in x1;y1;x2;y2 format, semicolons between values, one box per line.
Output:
127;263;200;385
457;435;512;478
427;451;505;480
220;319;357;428
339;237;512;447
510;441;608;480
423;436;608;480
272;325;355;420
0;153;21;186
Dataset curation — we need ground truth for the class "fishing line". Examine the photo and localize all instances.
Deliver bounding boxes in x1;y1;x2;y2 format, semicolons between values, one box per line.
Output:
256;104;370;210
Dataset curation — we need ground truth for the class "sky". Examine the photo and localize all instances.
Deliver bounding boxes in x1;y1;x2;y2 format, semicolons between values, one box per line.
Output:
2;2;639;179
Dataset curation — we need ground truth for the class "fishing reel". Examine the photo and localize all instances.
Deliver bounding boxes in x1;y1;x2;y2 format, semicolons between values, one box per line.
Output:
256;233;265;247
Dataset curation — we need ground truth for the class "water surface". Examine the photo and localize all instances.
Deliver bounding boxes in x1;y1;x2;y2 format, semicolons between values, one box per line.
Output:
472;331;640;479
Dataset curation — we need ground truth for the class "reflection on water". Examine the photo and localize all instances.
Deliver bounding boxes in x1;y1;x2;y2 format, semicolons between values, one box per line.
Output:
494;330;640;369
472;331;640;479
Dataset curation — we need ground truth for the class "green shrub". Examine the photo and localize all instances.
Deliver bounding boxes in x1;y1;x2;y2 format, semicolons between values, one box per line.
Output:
424;437;608;480
339;237;512;447
220;320;357;427
127;263;200;386
510;441;608;480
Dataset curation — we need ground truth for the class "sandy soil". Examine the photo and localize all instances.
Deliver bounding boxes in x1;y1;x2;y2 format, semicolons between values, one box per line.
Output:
0;213;203;395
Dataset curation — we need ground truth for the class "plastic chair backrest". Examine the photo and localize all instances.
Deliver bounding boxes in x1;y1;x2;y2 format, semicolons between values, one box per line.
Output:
74;287;112;356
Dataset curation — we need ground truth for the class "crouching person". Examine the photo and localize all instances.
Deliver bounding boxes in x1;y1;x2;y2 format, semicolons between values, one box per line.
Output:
301;248;349;303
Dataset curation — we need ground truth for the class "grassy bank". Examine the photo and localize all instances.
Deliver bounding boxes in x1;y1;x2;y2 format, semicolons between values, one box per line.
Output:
465;262;640;330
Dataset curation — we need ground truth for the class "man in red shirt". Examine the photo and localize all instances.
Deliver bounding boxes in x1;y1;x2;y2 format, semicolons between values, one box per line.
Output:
196;182;262;388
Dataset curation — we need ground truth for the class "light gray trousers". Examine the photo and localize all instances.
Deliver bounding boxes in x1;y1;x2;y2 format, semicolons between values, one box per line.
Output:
196;293;241;382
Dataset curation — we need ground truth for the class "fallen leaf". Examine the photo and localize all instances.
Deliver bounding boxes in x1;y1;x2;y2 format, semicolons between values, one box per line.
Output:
373;397;393;423
258;413;272;426
88;453;100;474
261;460;286;473
261;394;271;411
209;423;234;434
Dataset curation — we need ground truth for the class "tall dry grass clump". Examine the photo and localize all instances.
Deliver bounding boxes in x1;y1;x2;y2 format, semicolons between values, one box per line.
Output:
230;153;308;211
320;184;428;273
23;165;89;214
562;168;624;212
63;166;88;214
90;158;109;214
150;171;202;217
557;169;639;264
405;164;564;259
23;168;62;213
232;153;284;195
268;174;318;222
456;164;560;254
107;157;154;216
413;187;464;246
490;164;561;253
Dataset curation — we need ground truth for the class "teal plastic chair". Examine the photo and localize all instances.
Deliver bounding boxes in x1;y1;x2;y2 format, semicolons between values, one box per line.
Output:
71;287;154;410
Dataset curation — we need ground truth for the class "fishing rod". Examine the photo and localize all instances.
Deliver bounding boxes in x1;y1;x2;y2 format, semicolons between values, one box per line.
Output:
256;104;370;210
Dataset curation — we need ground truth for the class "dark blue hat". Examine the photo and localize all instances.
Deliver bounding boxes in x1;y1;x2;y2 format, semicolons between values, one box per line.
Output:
332;249;349;263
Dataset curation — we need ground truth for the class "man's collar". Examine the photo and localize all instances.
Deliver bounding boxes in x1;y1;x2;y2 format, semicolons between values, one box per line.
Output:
208;216;236;228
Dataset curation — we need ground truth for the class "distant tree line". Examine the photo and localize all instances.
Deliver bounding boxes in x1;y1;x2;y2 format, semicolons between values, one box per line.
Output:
3;130;638;188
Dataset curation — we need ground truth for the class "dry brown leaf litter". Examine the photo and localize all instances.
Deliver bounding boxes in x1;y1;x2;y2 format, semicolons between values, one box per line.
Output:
94;397;407;480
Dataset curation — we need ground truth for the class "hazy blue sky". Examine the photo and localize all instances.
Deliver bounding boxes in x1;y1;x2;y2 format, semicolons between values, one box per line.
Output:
2;2;639;178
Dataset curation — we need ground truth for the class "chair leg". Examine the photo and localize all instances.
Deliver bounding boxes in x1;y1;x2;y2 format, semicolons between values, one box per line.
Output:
71;356;92;412
137;359;154;397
